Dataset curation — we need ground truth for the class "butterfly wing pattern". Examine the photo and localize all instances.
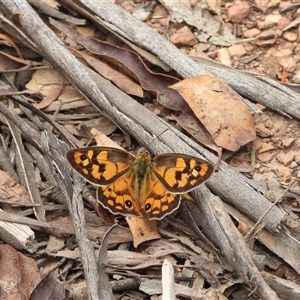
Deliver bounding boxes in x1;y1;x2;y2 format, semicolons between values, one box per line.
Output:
152;153;214;193
67;147;214;220
98;149;180;219
66;147;134;185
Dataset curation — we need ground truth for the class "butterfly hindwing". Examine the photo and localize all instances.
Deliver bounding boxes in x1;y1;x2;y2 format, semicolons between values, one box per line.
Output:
152;153;214;193
97;162;181;220
142;178;181;220
66;147;134;185
97;175;140;217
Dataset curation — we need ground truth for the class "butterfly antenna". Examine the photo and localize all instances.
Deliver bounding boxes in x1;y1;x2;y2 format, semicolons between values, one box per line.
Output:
146;128;169;148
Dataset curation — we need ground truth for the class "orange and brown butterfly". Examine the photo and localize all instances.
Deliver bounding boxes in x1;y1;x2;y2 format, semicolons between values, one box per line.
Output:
66;147;214;220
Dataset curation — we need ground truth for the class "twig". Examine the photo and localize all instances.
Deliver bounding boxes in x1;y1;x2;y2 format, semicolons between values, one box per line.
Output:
245;179;296;241
210;196;280;300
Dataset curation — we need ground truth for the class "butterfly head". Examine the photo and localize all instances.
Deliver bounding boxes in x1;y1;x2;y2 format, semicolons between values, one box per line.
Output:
136;147;150;157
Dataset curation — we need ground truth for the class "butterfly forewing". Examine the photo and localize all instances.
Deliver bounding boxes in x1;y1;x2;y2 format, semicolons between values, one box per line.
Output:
66;147;134;185
152;153;214;193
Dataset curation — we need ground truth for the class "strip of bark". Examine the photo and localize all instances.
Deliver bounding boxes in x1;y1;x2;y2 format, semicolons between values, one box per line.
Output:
210;196;280;300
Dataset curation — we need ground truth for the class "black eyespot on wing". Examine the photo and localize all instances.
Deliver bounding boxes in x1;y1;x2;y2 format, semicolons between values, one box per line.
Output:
125;200;133;208
80;154;87;160
195;165;201;172
145;203;151;212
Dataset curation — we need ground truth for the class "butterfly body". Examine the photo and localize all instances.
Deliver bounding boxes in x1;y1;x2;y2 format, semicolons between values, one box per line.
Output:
66;147;214;220
130;149;154;197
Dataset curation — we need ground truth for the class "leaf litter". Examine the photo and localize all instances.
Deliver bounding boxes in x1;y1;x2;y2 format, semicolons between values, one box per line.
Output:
0;1;299;299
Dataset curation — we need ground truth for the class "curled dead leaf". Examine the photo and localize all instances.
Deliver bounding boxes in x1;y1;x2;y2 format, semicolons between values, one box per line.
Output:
171;75;256;151
174;111;222;161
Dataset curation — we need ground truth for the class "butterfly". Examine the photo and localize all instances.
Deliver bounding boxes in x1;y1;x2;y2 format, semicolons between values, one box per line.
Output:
66;147;214;220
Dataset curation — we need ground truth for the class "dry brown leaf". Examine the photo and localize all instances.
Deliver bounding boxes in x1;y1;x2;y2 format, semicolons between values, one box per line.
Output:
34;83;63;109
105;225;133;245
74;49;144;98
29;273;65;300
48;216;75;235
174;111;222;160
50;19;186;111
0;244;41;299
48;249;81;260
257;142;276;154
0;170;31;205
171;75;256;152
91;128;123;149
77;116;118;139
0;33;23;58
25;67;89;114
126;215;161;248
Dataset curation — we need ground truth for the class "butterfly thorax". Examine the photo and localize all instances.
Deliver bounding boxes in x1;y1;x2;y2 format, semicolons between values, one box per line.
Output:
130;149;154;198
